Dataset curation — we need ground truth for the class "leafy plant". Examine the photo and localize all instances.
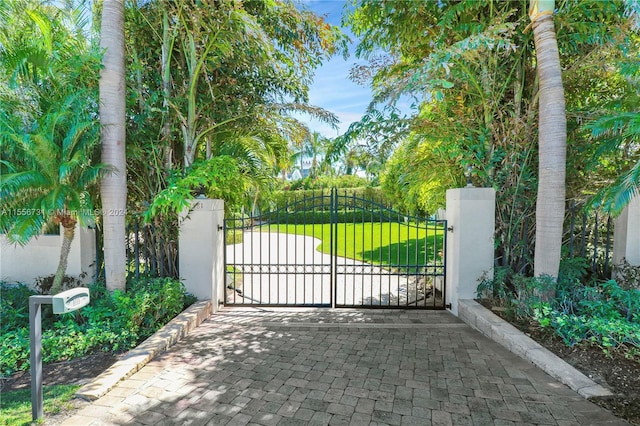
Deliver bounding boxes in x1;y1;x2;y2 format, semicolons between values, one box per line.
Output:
613;259;640;290
144;157;247;221
0;278;195;377
478;262;640;359
0;283;36;332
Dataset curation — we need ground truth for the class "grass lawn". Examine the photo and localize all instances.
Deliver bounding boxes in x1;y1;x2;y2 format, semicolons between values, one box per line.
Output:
0;384;79;425
265;222;445;267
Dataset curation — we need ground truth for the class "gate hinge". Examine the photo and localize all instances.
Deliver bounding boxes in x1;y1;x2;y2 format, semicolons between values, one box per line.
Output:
447;226;454;232
445;303;452;309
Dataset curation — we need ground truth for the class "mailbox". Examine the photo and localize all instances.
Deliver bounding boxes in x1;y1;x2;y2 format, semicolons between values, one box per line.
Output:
51;287;90;314
30;287;91;421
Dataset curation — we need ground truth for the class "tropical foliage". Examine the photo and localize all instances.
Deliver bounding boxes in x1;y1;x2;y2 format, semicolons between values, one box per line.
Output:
477;261;640;360
0;1;104;293
344;0;638;274
587;57;640;214
1;0;347;281
124;0;347;215
0;278;195;376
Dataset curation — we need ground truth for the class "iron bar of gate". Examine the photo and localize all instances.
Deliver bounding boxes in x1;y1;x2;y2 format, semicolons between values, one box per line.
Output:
569;202;576;258
605;216;611;277
134;221;140;280
592;213;599;274
352;192;356;306
330;187;336;308
563;203;613;280
581;212;587;258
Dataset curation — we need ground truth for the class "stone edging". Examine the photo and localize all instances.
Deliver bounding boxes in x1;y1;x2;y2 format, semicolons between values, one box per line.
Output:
458;299;612;399
75;300;212;401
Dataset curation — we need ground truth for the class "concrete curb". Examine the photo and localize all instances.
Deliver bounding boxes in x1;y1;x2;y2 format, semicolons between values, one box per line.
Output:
458;299;613;399
75;300;212;401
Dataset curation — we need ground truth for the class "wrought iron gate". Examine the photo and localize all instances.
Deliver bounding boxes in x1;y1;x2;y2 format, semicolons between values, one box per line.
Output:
224;189;447;309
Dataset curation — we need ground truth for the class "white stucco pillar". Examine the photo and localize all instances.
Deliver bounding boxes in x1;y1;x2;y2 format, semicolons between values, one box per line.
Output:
613;194;640;268
79;227;96;284
445;187;495;316
179;198;225;313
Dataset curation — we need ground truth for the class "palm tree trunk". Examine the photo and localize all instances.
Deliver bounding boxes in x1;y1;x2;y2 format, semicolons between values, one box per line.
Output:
100;0;127;291
530;0;566;283
51;223;76;294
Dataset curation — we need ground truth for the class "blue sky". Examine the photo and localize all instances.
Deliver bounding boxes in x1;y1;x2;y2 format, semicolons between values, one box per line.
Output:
296;0;373;138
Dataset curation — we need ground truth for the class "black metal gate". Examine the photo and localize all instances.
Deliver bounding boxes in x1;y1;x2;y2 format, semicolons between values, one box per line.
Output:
224;188;447;309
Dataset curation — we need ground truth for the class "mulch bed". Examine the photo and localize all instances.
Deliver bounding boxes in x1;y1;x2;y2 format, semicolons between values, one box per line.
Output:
0;352;120;393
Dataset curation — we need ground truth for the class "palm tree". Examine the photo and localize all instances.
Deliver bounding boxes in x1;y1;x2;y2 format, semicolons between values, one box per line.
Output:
100;0;127;291
0;95;105;294
588;59;640;214
0;0;104;294
301;131;329;178
529;0;567;282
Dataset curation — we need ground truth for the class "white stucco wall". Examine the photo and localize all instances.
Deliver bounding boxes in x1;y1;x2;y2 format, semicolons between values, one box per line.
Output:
445;187;496;316
0;225;95;288
179;198;225;313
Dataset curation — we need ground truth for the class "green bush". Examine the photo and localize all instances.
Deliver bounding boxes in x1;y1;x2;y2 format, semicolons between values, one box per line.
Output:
534;279;640;350
269;187;389;213
0;278;195;377
0;283;37;332
613;259;640;290
286;175;370;191
477;260;640;358
261;209;406;225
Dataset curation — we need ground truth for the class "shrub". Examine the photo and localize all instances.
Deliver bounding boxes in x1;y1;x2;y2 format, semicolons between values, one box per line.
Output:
477;259;640;358
269;187;389;213
0;283;37;332
0;277;195;377
287;175;370;191
613;259;640;290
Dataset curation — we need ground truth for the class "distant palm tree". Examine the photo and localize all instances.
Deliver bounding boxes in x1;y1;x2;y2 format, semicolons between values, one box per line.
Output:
301;131;329;178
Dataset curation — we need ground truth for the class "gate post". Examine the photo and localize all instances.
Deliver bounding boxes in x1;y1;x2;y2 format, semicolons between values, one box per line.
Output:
613;194;640;270
179;198;225;313
445;187;495;316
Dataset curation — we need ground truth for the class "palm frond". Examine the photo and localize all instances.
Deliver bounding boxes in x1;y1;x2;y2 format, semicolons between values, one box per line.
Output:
0;170;50;193
591;160;640;215
3;213;47;245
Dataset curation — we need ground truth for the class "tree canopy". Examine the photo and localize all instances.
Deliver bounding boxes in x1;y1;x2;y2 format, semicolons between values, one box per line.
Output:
344;0;638;272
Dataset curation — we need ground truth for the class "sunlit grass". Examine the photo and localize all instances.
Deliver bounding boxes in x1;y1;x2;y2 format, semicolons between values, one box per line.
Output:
0;385;79;426
265;222;445;266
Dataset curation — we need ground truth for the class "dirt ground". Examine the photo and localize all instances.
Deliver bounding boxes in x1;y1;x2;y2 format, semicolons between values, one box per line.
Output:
0;352;120;393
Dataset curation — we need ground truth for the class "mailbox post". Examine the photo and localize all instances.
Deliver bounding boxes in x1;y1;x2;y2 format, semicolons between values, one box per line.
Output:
29;288;90;421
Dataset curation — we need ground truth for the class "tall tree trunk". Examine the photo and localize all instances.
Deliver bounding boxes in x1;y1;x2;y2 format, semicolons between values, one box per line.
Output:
51;222;77;294
100;0;127;291
530;0;566;283
161;6;174;173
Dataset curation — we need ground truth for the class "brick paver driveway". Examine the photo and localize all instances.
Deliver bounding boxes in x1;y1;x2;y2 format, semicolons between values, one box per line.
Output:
65;308;627;425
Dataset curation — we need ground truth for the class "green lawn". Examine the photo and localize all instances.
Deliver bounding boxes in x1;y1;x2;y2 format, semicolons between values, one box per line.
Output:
0;385;79;425
265;222;445;267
